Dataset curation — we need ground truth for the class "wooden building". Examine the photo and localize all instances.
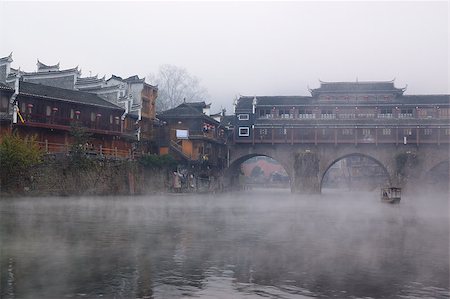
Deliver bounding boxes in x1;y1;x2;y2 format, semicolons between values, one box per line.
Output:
157;101;227;168
233;80;450;146
0;80;131;157
0;54;159;154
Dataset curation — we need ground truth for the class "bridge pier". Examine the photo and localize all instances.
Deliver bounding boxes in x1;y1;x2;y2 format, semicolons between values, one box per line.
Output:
292;150;320;193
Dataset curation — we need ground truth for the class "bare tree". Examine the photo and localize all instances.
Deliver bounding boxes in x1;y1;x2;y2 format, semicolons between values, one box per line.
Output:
148;64;209;112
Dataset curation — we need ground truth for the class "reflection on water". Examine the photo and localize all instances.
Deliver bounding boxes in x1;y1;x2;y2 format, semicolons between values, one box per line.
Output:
1;189;449;298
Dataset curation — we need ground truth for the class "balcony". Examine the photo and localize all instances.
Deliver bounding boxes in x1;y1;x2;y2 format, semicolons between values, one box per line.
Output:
16;113;122;135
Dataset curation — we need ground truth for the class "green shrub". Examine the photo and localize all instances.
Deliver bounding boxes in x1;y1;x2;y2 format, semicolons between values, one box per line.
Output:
0;133;42;190
139;154;177;169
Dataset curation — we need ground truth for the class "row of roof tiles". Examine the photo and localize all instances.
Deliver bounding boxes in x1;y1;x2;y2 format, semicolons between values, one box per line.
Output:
235;94;450;110
1;81;123;110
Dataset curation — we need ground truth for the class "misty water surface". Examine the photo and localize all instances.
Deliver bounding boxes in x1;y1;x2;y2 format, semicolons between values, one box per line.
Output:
0;189;449;299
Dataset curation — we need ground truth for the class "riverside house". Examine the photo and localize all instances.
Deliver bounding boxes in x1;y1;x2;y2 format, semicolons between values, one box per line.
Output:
0;80;131;157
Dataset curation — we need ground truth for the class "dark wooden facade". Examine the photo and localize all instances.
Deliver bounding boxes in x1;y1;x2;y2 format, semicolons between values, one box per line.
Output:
1;81;131;154
158;102;227;167
233;81;450;146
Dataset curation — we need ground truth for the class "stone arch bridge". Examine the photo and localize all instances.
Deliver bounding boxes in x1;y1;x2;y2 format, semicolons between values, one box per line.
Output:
225;143;449;193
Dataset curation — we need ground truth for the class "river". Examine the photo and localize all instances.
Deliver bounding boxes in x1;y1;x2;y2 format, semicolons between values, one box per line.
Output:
0;189;449;298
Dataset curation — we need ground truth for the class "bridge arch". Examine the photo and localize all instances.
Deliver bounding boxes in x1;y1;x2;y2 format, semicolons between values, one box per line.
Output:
320;153;391;193
224;153;293;191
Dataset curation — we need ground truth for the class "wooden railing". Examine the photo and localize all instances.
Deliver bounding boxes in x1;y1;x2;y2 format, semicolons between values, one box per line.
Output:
19;113;122;133
37;141;132;158
234;126;450;146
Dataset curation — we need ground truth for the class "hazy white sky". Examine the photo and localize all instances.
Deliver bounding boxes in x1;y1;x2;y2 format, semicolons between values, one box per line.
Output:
0;1;448;111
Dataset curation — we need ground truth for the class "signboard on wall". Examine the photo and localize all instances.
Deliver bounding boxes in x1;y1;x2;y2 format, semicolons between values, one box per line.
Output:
176;129;189;139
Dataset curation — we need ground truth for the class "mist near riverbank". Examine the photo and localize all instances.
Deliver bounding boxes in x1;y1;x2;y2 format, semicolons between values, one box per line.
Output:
1;189;448;298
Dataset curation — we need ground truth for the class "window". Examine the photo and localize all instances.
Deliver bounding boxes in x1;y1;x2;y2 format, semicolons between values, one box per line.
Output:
238;114;249;121
424;129;432;135
382;128;391;135
279;128;287;135
259;109;271;119
378;108;393;118
321;109;335;119
362;129;371;137
399;108;413;118
260;128;268;135
338;113;356;119
278;109;290;119
0;96;8;112
439;108;450;119
299;109;314;119
342;129;353;135
239;127;249;137
403;129;412;136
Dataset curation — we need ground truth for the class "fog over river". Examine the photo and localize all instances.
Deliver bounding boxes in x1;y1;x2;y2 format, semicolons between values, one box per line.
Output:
1;189;448;299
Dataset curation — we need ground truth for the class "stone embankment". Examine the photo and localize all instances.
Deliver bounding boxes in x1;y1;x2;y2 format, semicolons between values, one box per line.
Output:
0;155;171;197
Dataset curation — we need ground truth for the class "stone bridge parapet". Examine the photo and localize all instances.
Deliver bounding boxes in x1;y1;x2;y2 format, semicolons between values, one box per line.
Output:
226;143;449;193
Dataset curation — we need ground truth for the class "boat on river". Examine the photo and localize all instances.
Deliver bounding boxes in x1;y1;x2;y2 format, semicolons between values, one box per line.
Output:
381;187;401;204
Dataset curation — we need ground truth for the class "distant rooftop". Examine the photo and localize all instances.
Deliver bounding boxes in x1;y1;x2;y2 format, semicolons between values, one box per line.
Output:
37;59;60;72
310;80;406;96
16;81;123;110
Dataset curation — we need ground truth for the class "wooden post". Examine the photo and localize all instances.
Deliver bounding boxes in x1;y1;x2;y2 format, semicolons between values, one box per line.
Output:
396;127;399;146
438;126;441;145
115;147;118;157
334;127;337;146
128;149;132;159
99;145;103;156
271;127;274;145
252;126;255;146
291;127;294;145
354;127;358;146
416;127;419;146
375;127;378;146
45;139;48;153
314;128;317;145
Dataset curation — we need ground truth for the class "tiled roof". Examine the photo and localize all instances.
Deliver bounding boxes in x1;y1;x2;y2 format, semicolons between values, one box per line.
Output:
235;97;253;111
399;95;450;105
108;75;124;82
256;96;313;106
17;81;123;110
19;67;80;76
37;60;60;71
76;75;106;85
124;75;145;83
158;102;219;124
159;103;204;117
0;82;13;91
0;53;13;64
184;101;209;111
310;80;405;95
221;115;235;126
236;96;314;110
